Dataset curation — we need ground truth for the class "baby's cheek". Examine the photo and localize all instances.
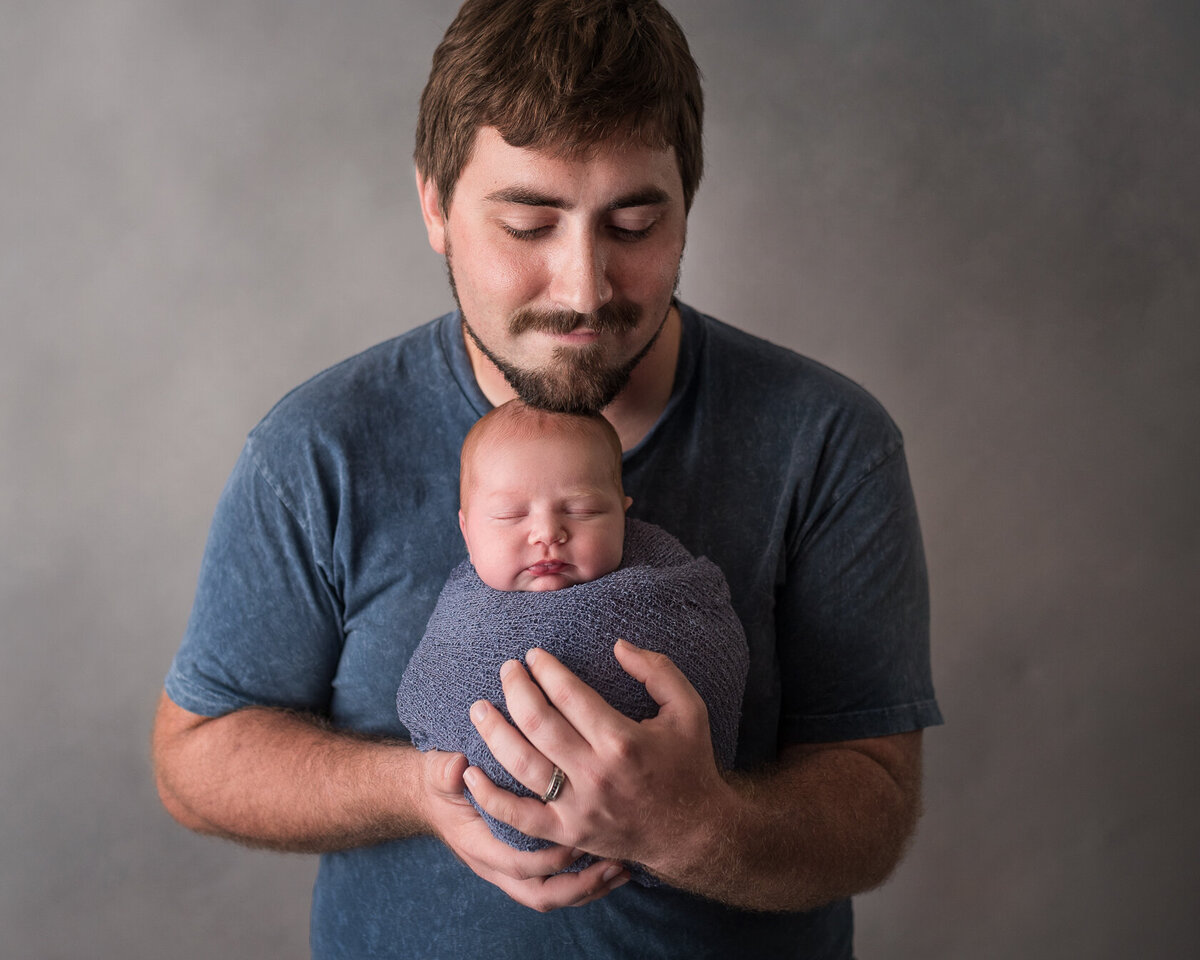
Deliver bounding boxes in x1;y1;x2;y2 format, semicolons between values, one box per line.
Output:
589;536;626;581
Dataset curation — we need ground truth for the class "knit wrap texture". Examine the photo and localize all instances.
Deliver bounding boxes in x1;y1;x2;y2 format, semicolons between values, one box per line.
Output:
396;518;749;884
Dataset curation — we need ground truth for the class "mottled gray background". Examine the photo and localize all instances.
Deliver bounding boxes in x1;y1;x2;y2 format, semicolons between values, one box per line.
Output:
3;1;1197;957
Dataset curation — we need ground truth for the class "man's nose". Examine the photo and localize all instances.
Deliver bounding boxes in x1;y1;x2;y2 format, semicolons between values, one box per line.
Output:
548;229;612;316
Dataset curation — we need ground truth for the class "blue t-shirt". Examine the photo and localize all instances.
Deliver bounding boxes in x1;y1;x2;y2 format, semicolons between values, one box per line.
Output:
166;303;942;959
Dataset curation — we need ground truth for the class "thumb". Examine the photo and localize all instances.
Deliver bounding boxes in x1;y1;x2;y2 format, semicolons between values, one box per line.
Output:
431;750;468;794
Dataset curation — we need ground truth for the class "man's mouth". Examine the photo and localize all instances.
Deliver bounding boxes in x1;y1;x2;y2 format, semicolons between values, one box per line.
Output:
508;301;640;337
549;327;601;344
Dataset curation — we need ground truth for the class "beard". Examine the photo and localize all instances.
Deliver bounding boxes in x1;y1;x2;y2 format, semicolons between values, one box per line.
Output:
447;254;674;414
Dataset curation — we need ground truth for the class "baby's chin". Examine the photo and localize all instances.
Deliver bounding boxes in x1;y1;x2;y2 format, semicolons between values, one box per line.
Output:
514;570;579;592
474;568;577;592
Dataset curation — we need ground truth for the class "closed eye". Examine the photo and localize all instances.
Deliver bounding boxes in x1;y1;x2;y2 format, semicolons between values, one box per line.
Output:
501;222;656;242
501;224;551;241
610;224;654;242
564;503;611;517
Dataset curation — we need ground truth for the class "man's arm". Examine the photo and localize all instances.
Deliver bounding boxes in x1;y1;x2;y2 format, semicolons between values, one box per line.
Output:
464;641;924;912
671;734;922;911
151;691;630;910
151;691;425;850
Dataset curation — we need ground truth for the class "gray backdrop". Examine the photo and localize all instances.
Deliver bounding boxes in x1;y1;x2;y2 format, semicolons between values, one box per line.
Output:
3;1;1197;957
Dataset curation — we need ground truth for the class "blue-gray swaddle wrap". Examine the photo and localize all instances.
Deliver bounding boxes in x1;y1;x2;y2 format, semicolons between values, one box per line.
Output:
396;518;749;884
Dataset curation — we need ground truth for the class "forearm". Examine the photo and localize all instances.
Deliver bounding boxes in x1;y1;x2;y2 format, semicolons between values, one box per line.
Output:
152;691;428;853
654;733;923;912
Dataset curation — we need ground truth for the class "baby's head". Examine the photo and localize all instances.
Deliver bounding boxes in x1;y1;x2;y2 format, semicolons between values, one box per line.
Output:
458;400;631;592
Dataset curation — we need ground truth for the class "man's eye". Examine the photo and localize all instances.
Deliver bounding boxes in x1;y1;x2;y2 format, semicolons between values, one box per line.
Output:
501;224;550;241
610;224;654;242
609;211;658;241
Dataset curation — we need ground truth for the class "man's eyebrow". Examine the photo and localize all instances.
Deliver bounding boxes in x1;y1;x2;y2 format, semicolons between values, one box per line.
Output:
484;187;567;208
482;186;671;211
607;188;671;211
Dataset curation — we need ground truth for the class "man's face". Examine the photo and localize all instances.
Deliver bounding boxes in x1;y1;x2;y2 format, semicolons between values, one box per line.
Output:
458;427;630;592
418;127;687;411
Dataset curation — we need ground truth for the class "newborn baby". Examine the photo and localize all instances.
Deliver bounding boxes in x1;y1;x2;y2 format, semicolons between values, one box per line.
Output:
397;400;748;882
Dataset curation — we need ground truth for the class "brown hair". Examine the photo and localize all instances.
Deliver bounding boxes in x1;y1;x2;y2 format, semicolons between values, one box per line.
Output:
460;400;624;505
415;0;704;214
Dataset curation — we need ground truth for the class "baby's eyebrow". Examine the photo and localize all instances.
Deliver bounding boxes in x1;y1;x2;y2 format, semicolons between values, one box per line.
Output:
561;490;617;504
482;495;526;507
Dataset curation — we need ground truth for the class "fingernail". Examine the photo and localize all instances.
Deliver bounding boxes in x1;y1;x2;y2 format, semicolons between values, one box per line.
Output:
500;659;519;678
601;865;622;883
470;700;488;722
463;767;480;789
525;648;540;664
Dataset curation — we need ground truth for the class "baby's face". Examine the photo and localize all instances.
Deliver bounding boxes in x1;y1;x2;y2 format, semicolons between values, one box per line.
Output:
459;429;630;592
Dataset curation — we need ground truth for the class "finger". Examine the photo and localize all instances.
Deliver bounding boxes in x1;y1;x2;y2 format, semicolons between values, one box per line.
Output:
437;781;581;880
536;859;631;910
464;764;562;847
497;654;594;759
439;750;468;789
480;837;586;881
612;638;705;716
495;859;630;913
451;811;595;883
423;749;469;798
469;696;559;798
521;647;632;749
514;844;588;880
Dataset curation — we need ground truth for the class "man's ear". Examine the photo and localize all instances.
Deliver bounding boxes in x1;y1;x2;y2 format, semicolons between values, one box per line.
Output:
623;495;633;512
416;168;447;255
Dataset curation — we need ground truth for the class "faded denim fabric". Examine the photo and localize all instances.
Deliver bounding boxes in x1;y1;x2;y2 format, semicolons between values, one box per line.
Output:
166;303;941;959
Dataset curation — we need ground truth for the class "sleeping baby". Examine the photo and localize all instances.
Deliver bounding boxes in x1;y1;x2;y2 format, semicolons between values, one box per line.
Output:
396;399;748;883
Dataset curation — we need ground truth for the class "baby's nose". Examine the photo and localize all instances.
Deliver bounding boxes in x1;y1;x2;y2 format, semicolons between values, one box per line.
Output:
530;517;568;545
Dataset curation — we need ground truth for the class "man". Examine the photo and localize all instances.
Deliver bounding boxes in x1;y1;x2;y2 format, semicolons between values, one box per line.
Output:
152;1;942;957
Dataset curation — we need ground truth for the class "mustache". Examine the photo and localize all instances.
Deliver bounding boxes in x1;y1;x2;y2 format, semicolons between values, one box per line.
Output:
507;301;640;337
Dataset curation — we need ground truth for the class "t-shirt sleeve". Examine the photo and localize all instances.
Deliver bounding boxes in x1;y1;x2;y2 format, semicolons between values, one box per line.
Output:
777;444;942;743
164;442;344;718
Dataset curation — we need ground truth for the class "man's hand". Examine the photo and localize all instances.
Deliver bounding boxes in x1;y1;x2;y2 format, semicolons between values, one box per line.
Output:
465;641;926;911
464;639;733;882
417;747;631;912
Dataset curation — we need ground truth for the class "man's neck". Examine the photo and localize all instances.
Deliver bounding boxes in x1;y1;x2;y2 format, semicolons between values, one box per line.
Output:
601;304;681;450
463;305;682;452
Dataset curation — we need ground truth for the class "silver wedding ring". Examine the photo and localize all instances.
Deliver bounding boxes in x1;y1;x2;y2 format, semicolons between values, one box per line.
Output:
539;765;566;803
